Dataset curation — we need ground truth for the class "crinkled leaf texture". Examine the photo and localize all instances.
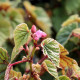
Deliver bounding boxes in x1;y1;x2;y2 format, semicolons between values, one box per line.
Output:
41;38;60;67
11;23;31;61
0;47;9;80
42;60;58;79
59;75;70;80
9;69;22;80
56;22;78;45
24;1;52;36
59;44;77;72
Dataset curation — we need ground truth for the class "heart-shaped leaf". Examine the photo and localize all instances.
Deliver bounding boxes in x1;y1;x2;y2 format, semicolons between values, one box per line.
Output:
42;60;58;79
0;47;9;80
41;38;60;67
11;23;31;61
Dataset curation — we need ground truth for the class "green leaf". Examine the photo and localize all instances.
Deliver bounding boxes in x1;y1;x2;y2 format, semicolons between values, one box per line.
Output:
7;8;24;29
42;60;58;79
62;14;80;27
41;38;60;67
0;47;9;80
40;71;54;80
9;69;22;79
59;75;70;80
14;23;31;49
65;0;80;14
56;22;78;45
52;8;68;32
24;1;52;36
0;18;11;46
11;23;31;61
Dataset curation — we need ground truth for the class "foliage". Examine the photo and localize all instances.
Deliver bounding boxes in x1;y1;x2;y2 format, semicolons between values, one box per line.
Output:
0;0;80;80
0;23;78;80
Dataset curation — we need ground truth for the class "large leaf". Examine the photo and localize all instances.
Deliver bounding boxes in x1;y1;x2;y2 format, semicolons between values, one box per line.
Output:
7;8;24;29
42;60;58;79
0;47;9;80
41;38;60;67
62;14;80;27
59;44;77;71
59;75;70;80
65;0;80;14
0;18;11;46
56;22;78;45
72;64;80;78
24;1;52;36
11;23;31;61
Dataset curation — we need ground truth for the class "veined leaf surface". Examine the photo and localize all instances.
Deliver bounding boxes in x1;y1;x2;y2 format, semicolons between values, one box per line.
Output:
56;22;78;45
41;38;60;67
0;47;9;80
11;23;31;61
42;60;58;79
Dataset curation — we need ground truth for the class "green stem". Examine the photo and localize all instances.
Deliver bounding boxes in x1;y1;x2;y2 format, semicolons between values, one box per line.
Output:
31;47;36;58
30;47;36;80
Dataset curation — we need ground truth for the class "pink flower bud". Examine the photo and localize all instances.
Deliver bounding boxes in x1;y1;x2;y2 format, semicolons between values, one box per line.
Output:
32;30;47;41
42;32;47;38
31;25;36;33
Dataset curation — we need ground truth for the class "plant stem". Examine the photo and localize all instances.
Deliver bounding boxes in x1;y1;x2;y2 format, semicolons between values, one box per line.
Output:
38;55;48;64
5;60;30;80
11;60;30;66
29;46;36;80
31;47;36;58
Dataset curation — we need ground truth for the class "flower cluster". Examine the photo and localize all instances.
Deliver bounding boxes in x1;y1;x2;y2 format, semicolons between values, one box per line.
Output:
31;25;47;41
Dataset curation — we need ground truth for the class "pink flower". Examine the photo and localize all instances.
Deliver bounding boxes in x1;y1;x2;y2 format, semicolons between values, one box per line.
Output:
31;25;36;33
42;32;47;38
32;30;47;41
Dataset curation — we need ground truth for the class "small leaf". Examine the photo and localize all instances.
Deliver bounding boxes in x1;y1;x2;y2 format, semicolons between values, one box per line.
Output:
56;22;78;45
11;23;31;61
41;38;60;67
42;60;58;79
9;69;22;79
59;75;70;80
0;47;9;80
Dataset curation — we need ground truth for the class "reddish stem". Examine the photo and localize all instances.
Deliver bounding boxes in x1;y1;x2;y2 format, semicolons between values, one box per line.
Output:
38;55;48;64
4;60;30;80
11;60;30;66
